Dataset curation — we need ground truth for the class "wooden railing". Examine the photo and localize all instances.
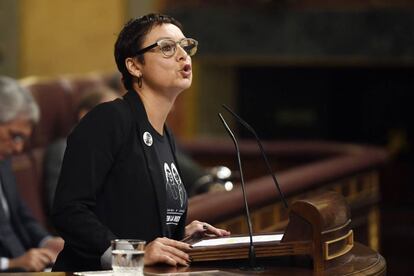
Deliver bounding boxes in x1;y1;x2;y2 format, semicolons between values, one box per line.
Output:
184;139;388;251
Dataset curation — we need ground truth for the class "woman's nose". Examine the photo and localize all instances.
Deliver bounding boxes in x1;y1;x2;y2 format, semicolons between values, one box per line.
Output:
176;45;188;61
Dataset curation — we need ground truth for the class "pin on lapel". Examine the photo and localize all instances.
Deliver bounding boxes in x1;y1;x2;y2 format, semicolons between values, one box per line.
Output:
143;131;153;147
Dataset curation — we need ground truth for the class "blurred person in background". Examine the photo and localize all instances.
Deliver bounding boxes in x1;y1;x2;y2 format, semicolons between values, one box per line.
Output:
0;76;63;272
177;152;234;196
43;86;119;215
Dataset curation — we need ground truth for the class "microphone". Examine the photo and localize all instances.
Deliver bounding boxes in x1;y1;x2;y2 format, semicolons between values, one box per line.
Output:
222;104;289;209
218;113;263;271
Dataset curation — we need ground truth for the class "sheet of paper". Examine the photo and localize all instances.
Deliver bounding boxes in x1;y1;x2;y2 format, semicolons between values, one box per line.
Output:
145;270;229;275
74;270;113;276
192;234;284;248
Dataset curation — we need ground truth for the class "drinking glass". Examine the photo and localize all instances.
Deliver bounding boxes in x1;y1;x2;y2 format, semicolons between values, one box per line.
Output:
111;239;145;275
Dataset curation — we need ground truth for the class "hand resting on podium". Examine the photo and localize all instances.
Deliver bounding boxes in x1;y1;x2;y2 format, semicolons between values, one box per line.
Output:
144;220;230;267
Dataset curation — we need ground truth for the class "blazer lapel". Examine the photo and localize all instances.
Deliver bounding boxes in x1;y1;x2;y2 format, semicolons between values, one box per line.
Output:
123;91;167;236
0;163;9;222
0;160;14;218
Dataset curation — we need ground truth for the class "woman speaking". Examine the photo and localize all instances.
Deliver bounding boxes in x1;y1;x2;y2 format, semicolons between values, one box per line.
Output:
52;13;229;272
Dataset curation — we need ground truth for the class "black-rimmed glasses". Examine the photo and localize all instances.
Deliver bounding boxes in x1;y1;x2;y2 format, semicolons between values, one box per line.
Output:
135;38;198;58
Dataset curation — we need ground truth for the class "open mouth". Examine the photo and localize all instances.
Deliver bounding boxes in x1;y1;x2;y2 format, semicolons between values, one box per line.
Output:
180;64;192;78
182;64;192;72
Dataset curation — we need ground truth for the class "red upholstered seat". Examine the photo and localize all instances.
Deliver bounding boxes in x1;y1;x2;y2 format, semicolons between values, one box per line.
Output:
22;78;74;148
11;73;121;229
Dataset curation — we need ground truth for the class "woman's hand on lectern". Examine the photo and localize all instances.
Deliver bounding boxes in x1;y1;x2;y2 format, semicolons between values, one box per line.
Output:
184;220;231;241
144;237;191;266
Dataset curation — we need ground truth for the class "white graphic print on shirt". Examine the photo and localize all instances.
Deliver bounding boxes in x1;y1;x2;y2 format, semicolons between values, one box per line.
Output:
164;162;186;226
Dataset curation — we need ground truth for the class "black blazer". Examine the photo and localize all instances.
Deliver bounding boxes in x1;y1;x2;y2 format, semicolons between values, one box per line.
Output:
52;91;187;271
0;159;49;259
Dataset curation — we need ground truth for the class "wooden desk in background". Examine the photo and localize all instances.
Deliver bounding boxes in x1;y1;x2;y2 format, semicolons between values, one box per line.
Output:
184;140;388;253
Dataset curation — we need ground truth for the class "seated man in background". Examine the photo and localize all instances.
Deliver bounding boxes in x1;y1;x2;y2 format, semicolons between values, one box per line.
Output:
44;86;119;214
0;76;63;272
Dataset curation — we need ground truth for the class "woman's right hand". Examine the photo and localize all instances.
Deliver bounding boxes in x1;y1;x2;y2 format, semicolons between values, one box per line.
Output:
144;237;192;266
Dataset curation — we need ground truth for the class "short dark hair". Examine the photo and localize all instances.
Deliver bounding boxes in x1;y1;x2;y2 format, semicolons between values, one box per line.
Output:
114;13;183;91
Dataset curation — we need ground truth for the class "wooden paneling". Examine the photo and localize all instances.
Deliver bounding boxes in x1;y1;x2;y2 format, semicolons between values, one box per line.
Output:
19;0;127;77
186;140;387;251
213;171;382;251
0;0;18;77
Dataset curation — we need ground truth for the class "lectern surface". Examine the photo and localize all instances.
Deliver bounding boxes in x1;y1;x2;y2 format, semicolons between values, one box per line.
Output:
146;243;385;275
0;243;385;276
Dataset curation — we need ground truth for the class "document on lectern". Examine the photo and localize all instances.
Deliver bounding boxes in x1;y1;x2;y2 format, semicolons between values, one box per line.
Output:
192;233;284;247
188;232;287;262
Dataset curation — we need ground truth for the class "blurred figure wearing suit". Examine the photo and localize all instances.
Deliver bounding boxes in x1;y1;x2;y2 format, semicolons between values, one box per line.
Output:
43;86;119;215
0;76;63;271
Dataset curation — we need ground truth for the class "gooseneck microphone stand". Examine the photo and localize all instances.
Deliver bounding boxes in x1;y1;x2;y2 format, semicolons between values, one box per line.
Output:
218;113;264;271
222;104;289;209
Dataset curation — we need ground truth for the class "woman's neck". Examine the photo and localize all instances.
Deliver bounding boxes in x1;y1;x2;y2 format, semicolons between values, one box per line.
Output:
136;88;177;135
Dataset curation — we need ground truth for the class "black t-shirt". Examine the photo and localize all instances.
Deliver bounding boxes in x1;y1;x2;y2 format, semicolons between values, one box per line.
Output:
149;127;187;238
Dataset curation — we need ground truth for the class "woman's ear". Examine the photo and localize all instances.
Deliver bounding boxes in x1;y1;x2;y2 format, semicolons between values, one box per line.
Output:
125;57;142;78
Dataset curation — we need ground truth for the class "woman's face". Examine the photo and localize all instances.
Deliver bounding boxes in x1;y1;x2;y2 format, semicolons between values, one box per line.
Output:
138;23;193;96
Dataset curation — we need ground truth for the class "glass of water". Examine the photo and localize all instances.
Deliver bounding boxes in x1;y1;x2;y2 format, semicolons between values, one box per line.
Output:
111;239;146;275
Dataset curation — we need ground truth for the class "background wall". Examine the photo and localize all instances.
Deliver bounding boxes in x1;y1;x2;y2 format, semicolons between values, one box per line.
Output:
19;0;126;77
0;0;412;161
0;1;19;77
168;6;414;139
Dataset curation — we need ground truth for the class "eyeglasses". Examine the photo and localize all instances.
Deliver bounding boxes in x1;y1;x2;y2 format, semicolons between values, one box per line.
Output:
135;38;198;58
11;134;25;144
8;131;28;144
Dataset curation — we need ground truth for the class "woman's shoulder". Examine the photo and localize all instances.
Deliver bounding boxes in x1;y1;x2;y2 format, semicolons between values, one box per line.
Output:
88;98;131;122
91;98;130;120
72;98;132;137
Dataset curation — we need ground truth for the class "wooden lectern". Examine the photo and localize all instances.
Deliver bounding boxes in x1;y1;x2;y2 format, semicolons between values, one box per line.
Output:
189;191;385;275
0;192;383;275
